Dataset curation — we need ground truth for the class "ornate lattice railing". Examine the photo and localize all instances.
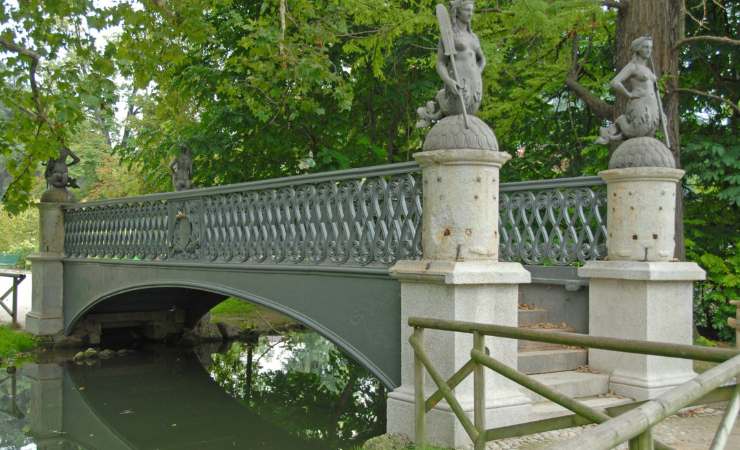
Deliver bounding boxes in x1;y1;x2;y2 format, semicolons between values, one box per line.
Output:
64;163;423;267
500;177;607;265
63;162;607;268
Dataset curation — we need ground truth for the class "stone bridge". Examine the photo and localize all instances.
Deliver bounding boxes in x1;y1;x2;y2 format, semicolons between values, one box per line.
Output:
26;161;607;388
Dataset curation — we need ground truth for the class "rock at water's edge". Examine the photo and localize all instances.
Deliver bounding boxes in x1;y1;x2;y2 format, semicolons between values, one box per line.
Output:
362;433;412;450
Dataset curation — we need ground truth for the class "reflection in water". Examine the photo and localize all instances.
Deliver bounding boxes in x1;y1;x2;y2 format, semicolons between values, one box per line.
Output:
0;330;385;450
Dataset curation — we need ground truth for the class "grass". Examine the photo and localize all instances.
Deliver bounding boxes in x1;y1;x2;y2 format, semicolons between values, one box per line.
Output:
209;298;297;332
210;298;257;317
0;325;37;361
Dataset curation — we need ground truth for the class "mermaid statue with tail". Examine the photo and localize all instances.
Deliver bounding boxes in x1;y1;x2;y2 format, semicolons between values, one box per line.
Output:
596;36;667;145
417;0;486;128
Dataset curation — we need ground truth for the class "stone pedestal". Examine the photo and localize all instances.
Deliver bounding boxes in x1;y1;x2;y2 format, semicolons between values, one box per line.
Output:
580;165;705;401
387;261;531;447
26;203;66;336
386;146;531;448
601;167;683;261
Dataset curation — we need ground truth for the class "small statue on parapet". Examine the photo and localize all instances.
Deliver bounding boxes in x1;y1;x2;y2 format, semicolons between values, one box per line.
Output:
596;36;675;169
170;145;193;192
416;1;498;152
41;146;80;203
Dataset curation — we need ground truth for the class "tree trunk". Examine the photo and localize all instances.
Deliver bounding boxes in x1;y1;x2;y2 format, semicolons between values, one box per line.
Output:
613;0;686;260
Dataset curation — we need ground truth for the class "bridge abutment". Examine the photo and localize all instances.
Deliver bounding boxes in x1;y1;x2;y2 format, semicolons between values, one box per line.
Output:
26;202;66;336
387;147;532;447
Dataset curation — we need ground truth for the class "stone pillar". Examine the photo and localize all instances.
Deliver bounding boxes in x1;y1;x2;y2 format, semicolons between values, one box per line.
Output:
24;363;66;450
387;117;531;448
579;140;705;401
26;202;66;335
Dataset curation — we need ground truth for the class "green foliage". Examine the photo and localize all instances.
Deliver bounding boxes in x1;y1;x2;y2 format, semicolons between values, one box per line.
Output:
97;0;617;189
692;244;740;342
0;205;37;268
0;0;119;212
0;325;36;360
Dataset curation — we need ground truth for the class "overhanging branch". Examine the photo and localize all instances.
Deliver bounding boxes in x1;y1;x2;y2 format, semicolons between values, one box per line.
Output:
676;88;740;115
675;35;740;48
0;38;45;122
566;77;615;120
565;32;614;121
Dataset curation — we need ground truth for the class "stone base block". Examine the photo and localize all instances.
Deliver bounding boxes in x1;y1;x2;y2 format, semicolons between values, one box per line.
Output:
387;386;531;448
26;252;65;336
607;371;696;401
25;312;64;336
580;261;705;401
389;260;532;447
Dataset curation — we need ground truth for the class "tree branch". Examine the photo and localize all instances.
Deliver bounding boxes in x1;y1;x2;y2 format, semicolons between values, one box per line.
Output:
565;33;614;121
675;35;740;48
566;77;615;120
0;38;45;121
676;88;740;115
0;38;40;60
148;0;177;21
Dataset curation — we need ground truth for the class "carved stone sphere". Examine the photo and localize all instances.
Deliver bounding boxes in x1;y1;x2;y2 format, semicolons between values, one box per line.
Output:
609;137;675;169
423;114;499;152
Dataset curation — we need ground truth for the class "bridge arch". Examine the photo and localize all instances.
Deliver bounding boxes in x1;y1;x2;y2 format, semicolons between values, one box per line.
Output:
62;260;401;387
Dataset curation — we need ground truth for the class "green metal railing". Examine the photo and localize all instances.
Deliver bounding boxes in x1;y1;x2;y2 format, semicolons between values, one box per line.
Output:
62;161;607;268
408;316;740;450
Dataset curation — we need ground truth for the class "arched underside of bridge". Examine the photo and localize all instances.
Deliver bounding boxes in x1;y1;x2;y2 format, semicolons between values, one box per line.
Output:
62;260;401;387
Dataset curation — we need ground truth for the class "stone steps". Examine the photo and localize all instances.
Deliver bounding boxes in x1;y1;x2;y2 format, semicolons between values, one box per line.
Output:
518;349;588;375
522;371;609;402
529;393;633;423
517;308;549;327
518;305;587;374
522;371;632;423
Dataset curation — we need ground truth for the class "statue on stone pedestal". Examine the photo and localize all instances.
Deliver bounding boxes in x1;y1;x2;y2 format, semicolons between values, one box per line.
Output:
41;146;80;202
416;1;498;152
596;36;675;169
416;0;486;128
170;146;193;192
596;36;668;147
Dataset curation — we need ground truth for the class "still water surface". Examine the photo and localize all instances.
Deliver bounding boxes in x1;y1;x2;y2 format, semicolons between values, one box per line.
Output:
0;331;386;449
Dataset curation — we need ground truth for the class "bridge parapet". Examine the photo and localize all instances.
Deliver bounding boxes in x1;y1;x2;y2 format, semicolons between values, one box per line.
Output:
62;163;607;268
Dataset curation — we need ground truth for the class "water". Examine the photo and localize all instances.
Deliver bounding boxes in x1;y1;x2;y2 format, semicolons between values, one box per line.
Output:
0;330;386;449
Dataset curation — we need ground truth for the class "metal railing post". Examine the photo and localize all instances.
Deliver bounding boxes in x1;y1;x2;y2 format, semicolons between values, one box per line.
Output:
413;326;426;446
473;331;486;450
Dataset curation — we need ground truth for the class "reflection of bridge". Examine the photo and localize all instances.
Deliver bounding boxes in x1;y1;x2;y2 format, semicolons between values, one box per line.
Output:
13;357;328;450
28;162;607;388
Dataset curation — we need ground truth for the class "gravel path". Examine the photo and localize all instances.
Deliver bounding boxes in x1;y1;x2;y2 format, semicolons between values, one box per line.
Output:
486;405;740;450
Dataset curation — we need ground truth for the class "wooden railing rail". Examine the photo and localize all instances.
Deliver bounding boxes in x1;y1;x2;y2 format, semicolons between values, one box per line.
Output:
408;316;740;450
